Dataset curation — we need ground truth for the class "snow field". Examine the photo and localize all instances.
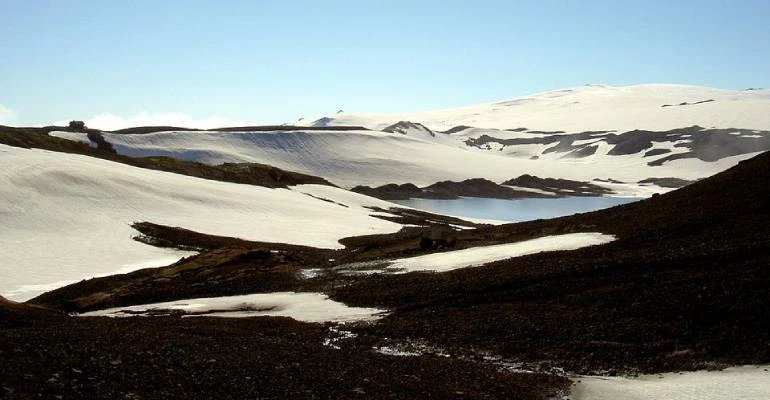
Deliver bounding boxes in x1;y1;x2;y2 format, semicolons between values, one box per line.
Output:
571;365;770;400
79;292;387;323
314;84;770;132
0;144;402;301
77;128;754;190
47;85;770;191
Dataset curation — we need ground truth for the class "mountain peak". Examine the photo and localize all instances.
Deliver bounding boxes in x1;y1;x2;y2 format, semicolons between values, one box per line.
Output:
382;121;435;137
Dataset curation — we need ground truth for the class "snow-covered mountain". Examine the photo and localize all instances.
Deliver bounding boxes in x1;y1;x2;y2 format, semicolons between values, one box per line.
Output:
54;84;770;192
309;84;770;132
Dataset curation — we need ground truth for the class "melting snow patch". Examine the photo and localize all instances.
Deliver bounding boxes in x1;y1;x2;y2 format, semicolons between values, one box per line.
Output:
323;326;358;350
384;233;615;273
296;268;324;279
374;346;423;357
79;292;388;323
571;365;770;400
372;339;451;358
592;181;672;197
503;185;559;196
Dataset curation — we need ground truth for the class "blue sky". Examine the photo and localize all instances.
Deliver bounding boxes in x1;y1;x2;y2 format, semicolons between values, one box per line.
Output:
2;0;769;128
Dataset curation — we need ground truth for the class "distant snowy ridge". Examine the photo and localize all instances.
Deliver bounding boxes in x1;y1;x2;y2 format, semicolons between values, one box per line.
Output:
67;126;765;191
339;233;616;274
46;84;770;192
308;84;770;132
573;364;770;400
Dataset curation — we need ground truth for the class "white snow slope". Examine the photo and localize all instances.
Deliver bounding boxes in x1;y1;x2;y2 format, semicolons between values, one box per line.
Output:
63;85;770;190
572;364;770;400
0;144;403;301
67;128;755;190
312;84;770;132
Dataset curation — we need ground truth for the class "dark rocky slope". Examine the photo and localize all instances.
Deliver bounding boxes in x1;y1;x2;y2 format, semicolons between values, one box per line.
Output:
0;317;568;399
0;295;62;327
352;175;613;200
352;178;552;200
334;151;770;373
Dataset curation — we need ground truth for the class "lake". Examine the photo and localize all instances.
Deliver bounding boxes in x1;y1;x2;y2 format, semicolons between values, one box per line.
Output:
391;196;642;222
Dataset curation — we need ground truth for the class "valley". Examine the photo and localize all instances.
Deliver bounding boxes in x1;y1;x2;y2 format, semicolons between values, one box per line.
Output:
2;84;770;399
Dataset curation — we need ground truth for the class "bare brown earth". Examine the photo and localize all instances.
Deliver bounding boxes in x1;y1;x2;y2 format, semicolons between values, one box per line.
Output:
0;296;61;327
352;178;553;200
0;316;568;399
352;175;614;200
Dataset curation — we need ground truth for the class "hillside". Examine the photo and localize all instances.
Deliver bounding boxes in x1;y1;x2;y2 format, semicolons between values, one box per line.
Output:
0;125;334;188
311;84;770;132
332;150;770;373
0;295;60;327
27;148;770;374
43;85;770;190
0;143;405;301
48;125;766;191
3;143;769;399
2;84;769;399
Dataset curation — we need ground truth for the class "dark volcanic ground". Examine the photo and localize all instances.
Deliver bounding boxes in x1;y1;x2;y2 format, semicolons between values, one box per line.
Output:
0;316;568;399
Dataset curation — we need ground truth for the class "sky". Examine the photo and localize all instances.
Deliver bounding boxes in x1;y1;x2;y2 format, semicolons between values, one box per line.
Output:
2;0;769;129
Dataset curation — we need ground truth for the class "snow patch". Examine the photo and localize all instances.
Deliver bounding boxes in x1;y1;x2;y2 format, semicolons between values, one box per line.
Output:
49;131;94;147
572;365;770;400
80;292;387;323
340;233;615;274
306;84;770;132
374;346;423;357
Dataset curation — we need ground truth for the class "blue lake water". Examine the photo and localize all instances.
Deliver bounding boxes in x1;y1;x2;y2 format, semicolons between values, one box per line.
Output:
391;196;642;222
